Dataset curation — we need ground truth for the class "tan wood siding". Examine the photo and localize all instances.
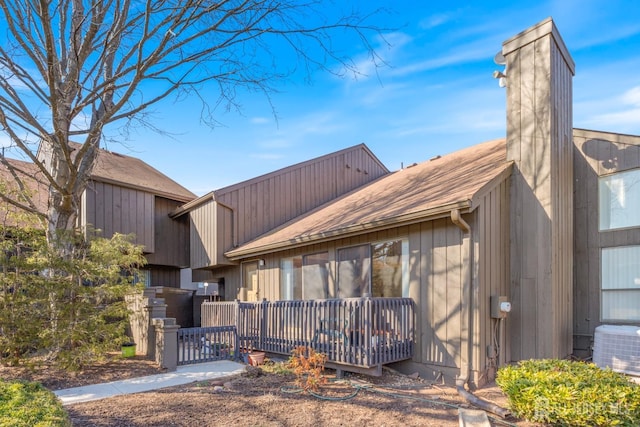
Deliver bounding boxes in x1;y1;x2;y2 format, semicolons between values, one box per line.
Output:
190;200;216;270
145;197;189;267
573;130;640;354
474;180;510;372
215;145;388;247
189;200;236;270
82;181;154;250
504;19;574;361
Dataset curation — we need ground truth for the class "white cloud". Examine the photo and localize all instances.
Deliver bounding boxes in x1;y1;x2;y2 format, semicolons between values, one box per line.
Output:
419;13;451;30
250;116;270;125
578;86;640;133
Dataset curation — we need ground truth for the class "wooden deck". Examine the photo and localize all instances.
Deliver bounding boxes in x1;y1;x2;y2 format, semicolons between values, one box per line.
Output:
201;297;415;375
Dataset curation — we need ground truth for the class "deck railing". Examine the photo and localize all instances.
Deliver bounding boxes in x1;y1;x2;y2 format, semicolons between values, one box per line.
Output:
201;297;415;371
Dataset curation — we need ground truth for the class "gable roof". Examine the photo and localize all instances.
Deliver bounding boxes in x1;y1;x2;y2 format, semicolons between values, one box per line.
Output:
226;138;512;259
88;147;196;202
0;144;196;226
170;143;388;217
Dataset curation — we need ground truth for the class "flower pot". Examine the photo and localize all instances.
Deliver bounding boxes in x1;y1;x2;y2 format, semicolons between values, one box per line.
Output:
121;342;136;358
248;351;265;366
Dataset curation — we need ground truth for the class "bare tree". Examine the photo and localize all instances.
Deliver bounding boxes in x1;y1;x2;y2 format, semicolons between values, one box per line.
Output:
0;0;386;255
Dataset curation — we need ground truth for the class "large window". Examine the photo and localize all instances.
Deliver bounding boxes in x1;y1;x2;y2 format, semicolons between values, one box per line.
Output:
601;246;640;322
337;245;370;298
372;240;408;298
281;252;329;300
599;169;640;231
337;239;409;298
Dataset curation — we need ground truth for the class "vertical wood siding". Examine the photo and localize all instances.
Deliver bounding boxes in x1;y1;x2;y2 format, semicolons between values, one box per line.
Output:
215;145;388;247
82;181;154;250
146;197;189;267
190;200;217;270
505;23;574;361
573;130;640;354
474;181;510;371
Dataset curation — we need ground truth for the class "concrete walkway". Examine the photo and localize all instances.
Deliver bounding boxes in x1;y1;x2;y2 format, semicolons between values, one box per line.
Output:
54;360;246;405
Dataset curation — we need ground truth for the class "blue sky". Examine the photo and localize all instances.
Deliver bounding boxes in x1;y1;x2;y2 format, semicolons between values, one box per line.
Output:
66;2;640;195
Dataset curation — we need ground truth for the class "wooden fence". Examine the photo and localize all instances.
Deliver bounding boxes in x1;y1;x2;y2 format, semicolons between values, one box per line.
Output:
201;298;415;373
177;325;237;365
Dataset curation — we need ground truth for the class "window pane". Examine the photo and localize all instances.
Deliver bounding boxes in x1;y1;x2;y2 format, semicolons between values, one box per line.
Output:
599;169;640;230
372;240;405;297
602;246;640;290
302;252;329;299
602;246;640;321
337;245;370;298
280;256;302;300
602;291;640;321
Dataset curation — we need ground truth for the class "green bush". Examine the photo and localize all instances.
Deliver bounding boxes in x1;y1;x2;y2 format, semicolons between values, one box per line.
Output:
497;359;640;426
0;379;70;427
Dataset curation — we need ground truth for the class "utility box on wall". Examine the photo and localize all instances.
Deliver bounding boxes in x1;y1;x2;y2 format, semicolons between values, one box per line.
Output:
491;295;511;319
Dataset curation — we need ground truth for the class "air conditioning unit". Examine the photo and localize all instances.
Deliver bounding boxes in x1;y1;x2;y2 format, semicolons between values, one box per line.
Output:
593;325;640;377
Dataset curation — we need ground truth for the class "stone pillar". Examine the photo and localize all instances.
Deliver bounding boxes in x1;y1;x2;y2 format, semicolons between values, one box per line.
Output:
153;318;180;371
144;297;167;358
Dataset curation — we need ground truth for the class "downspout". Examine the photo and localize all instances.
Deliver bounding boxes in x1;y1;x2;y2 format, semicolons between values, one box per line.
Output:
450;209;510;419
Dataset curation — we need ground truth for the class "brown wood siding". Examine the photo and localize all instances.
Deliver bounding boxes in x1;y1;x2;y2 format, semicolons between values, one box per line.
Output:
573;130;640;352
215;146;388;247
145;197;189;267
150;266;180;287
505;20;574;361
82;181;154;250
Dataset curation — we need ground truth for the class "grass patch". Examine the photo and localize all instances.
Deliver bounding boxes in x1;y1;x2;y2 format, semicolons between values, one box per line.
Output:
497;359;640;426
0;379;70;427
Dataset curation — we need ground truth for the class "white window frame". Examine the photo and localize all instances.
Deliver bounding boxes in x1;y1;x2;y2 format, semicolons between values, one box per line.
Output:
601;245;640;322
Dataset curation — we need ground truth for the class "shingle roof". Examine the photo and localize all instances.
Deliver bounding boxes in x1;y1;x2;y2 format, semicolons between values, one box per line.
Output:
0;144;196;226
226;138;512;258
0;158;48;227
88;147;196;202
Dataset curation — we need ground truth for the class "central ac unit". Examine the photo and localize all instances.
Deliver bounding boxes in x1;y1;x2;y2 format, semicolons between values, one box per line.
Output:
593;324;640;377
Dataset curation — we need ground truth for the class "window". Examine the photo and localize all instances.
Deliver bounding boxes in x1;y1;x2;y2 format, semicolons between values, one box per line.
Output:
599;169;640;230
337;245;370;298
302;252;329;299
372;240;408;298
336;238;409;298
281;256;302;300
601;246;640;321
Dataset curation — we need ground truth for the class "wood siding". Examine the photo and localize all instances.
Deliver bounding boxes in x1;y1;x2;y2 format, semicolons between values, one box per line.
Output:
504;18;574;360
573;129;640;354
82;180;154;250
146;197;189;267
474;180;511;371
215;145;388;247
189;200;236;269
204;171;510;385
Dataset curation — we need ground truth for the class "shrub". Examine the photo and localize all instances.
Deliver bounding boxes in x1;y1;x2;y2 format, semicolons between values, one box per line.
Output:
497;359;640;426
288;346;327;392
0;379;70;426
0;228;145;370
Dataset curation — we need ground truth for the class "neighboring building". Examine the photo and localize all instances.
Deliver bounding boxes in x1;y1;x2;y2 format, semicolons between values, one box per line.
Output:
0;145;197;288
2;17;639;386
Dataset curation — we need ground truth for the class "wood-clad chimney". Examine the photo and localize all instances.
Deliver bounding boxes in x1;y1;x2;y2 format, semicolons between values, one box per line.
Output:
503;18;575;360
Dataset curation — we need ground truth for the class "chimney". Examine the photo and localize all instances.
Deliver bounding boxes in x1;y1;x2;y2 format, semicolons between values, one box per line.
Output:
503;18;575;360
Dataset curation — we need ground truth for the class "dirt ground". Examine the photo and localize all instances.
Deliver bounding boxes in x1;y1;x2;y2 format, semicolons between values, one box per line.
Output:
1;354;539;427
